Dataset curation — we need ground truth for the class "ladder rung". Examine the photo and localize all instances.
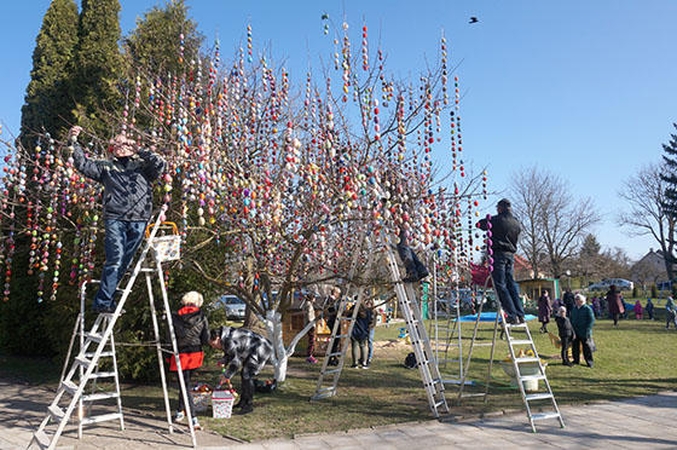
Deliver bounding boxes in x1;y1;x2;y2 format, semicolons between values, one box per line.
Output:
61;380;78;395
525;392;554;401
515;357;541;364
322;368;341;375
33;430;51;448
82;391;119;402
85;332;104;343
79;412;123;425
140;267;155;273
506;322;528;328
48;404;65;421
531;412;562;421
519;374;546;382
84;351;114;358
311;387;336;400
509;339;533;345
75;355;92;368
89;371;117;379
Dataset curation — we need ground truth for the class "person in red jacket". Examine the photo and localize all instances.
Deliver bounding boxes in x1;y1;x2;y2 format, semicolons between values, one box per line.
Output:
169;291;209;429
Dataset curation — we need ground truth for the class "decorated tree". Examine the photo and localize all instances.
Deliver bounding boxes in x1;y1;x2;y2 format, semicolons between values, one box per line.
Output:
0;17;491;382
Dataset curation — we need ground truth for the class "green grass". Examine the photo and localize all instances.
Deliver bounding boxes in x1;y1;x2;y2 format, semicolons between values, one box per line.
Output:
2;306;676;442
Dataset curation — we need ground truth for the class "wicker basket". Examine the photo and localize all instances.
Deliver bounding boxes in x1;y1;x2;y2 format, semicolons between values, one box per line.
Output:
190;390;211;413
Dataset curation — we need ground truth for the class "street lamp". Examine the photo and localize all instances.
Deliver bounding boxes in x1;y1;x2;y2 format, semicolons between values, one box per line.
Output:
565;270;571;290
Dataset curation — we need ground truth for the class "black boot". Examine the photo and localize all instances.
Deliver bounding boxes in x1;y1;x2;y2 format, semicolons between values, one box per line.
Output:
237;377;255;415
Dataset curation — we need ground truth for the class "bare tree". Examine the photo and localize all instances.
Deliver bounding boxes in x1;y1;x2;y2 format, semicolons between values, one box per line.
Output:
618;162;675;281
511;167;600;278
511;167;548;278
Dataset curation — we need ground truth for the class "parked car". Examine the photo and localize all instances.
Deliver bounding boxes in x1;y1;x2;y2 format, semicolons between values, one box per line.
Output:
587;278;634;292
217;295;246;320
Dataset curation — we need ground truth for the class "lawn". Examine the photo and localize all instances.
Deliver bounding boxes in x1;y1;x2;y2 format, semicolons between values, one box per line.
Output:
2;305;675;443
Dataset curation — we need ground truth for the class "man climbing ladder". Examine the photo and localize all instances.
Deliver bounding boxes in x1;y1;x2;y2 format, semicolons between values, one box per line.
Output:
69;125;166;313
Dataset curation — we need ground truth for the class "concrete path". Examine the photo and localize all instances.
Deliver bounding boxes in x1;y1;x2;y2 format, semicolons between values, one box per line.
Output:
2;381;675;449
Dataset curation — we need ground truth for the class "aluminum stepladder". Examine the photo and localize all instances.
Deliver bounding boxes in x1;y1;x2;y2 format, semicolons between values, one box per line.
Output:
30;206;198;449
310;290;366;401
310;237;378;401
485;302;565;432
383;243;449;418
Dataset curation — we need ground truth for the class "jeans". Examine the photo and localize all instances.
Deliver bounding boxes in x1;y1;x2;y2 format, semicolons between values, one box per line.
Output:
93;219;146;309
492;251;524;319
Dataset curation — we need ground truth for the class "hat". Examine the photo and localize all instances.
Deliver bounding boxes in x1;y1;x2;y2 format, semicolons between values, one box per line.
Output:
497;198;511;208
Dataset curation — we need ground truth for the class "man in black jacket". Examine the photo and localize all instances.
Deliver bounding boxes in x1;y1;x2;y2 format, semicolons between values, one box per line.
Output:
477;198;525;324
69;126;166;313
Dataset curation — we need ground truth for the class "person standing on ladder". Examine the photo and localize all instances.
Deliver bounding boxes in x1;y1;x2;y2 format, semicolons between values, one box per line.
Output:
477;198;525;325
68;126;166;313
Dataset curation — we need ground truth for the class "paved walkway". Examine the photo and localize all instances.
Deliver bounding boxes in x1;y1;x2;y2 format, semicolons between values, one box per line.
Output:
2;381;675;449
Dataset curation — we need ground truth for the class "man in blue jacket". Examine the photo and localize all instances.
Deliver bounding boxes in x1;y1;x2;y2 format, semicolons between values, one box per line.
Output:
69;126;166;313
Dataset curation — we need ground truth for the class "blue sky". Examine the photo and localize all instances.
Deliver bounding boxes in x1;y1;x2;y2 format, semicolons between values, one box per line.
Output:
2;0;675;261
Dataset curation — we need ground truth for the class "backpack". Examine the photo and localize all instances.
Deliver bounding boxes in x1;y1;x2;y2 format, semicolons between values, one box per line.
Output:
404;352;417;369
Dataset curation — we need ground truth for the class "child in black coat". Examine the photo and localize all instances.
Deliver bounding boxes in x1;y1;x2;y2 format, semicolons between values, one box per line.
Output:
555;306;574;366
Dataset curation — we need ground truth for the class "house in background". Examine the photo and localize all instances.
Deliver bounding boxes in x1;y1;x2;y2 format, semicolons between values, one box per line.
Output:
631;248;669;290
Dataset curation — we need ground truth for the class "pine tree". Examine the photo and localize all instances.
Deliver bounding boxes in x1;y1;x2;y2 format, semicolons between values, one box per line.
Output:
660;123;677;272
70;0;125;140
19;0;79;148
124;0;204;76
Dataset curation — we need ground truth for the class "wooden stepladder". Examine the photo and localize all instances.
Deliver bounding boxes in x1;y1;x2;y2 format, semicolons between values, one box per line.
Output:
29;207;198;449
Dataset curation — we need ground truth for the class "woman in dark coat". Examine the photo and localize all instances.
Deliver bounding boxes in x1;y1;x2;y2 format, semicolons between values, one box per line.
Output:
537;290;552;333
605;285;624;327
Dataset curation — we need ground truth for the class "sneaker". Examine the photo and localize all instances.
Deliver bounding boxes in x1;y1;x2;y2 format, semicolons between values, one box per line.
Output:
238;404;254;415
174;410;185;422
191;417;202;430
351;363;359;368
362;364;370;369
306;356;318;364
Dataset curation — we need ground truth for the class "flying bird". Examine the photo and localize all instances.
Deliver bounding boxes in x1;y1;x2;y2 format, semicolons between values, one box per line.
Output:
469;16;479;24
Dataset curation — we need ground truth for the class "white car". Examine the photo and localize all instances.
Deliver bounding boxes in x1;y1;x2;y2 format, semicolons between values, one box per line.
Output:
587;278;634;292
217;295;246;320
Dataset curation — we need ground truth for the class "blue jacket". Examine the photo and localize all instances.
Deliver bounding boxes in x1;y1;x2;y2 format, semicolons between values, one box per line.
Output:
73;143;165;221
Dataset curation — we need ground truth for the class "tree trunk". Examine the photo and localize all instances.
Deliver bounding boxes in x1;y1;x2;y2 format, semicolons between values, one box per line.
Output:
264;310;288;382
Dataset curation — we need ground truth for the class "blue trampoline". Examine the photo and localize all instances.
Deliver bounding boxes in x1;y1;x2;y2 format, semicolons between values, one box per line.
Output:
458;312;538;323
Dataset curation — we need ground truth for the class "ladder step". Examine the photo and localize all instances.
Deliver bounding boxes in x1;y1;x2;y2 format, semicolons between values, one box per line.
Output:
82;391;119;402
75;355;92;368
509;339;533;345
519;374;546;382
515;357;541;364
79;412;123;426
311;387;336;400
322;368;341;375
531;412;562;421
85;332;104;343
525;392;554;401
48;404;65;421
33;430;51;449
84;351;114;358
61;380;78;395
89;371;117;379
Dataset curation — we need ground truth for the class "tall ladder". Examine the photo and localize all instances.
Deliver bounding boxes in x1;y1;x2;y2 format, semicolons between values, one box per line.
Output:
384;244;449;418
486;306;565;432
429;284;464;386
30;208;197;449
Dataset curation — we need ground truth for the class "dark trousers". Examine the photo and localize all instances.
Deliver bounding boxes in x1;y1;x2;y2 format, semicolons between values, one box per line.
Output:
572;336;593;366
560;336;572;364
177;369;196;414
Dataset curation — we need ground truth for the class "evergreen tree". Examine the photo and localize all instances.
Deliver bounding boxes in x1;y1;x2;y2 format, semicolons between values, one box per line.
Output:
660;123;677;272
19;0;79;148
70;0;125;140
124;0;204;76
